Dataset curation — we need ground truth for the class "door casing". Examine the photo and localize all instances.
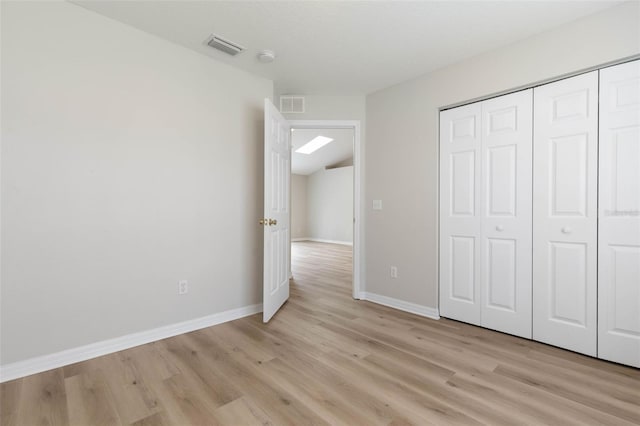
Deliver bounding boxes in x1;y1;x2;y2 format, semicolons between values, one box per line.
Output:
288;120;363;300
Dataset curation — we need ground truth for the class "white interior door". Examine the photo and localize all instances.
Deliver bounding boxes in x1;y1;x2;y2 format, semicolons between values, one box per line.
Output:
263;99;291;323
598;60;640;367
533;71;598;356
440;102;482;325
480;89;533;338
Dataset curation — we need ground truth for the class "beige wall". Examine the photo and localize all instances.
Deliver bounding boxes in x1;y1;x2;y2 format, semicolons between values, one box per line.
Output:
365;2;640;308
292;167;354;244
307;167;354;244
1;1;272;364
291;174;309;239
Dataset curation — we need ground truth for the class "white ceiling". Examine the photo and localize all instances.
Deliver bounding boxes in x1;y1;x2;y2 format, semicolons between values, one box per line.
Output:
291;128;353;175
73;1;620;95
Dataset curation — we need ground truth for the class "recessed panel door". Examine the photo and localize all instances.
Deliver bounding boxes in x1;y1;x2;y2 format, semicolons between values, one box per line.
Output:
480;90;533;338
598;60;640;367
533;72;598;356
263;99;291;323
440;102;482;325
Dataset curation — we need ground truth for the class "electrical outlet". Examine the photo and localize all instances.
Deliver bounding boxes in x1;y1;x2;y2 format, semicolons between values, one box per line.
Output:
390;266;398;279
178;280;188;295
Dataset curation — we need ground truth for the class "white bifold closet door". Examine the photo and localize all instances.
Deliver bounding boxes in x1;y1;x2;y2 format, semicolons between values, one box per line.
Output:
533;71;599;357
440;102;482;325
598;60;640;368
480;90;532;338
440;90;532;337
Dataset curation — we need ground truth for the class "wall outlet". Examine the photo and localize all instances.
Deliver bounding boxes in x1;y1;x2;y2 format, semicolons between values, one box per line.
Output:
390;266;398;279
178;280;188;295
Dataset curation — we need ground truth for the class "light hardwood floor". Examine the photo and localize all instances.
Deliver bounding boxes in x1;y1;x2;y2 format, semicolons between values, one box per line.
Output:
2;241;639;425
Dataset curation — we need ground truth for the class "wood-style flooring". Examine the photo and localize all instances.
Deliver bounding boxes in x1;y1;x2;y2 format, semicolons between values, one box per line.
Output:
2;241;639;425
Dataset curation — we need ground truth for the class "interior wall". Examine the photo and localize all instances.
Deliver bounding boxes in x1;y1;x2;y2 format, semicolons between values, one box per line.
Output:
365;2;640;308
291;174;309;239
1;1;272;364
307;167;354;244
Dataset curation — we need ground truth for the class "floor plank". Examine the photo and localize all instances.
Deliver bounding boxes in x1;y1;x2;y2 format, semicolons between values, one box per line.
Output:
2;241;639;425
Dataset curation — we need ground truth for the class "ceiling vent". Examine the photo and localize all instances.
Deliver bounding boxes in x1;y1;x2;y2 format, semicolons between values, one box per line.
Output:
280;95;305;114
206;34;245;56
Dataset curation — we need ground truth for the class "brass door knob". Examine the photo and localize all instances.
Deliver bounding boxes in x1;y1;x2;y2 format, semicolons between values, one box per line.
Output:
259;218;268;225
269;219;277;226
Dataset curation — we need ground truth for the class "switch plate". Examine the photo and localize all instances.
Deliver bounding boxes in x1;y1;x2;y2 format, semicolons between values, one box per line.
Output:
373;200;383;210
178;280;188;295
390;266;398;278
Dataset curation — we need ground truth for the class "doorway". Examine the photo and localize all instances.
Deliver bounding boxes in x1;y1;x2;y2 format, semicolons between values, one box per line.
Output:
288;120;362;299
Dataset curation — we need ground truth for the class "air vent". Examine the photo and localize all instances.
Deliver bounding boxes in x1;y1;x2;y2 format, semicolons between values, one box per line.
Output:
206;34;245;56
280;95;305;113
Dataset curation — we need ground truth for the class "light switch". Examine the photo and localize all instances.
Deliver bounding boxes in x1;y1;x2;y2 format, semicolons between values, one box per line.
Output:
373;200;383;210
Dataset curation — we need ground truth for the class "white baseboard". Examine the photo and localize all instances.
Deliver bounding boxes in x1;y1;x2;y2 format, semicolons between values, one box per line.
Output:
0;303;262;383
360;292;440;320
292;238;353;246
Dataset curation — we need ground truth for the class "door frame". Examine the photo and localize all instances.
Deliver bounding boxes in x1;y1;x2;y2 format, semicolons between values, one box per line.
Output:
288;119;363;300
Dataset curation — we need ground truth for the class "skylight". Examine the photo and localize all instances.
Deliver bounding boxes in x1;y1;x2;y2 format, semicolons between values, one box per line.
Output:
295;136;334;154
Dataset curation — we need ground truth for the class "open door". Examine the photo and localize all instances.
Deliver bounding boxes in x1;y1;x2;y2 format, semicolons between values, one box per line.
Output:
262;99;291;323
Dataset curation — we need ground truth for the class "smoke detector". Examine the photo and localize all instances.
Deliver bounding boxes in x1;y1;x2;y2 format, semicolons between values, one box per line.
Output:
257;50;276;63
206;34;245;56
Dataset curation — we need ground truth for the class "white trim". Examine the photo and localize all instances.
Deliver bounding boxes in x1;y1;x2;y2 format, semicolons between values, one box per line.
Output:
0;303;262;383
289;120;363;300
293;238;352;246
360;292;440;320
440;54;640;111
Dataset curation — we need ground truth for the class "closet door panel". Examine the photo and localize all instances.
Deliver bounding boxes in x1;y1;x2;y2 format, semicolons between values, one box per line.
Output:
533;72;598;356
598;60;640;367
548;242;588;324
440;103;482;325
480;89;533;338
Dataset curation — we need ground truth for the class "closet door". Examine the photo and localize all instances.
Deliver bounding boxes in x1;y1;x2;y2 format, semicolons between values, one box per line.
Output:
533;71;598;356
598;60;640;367
480;90;533;338
440;102;482;325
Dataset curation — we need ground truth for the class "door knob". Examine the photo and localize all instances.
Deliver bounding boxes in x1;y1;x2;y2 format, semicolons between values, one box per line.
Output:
496;225;504;232
259;218;268;226
269;219;277;226
561;227;572;234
